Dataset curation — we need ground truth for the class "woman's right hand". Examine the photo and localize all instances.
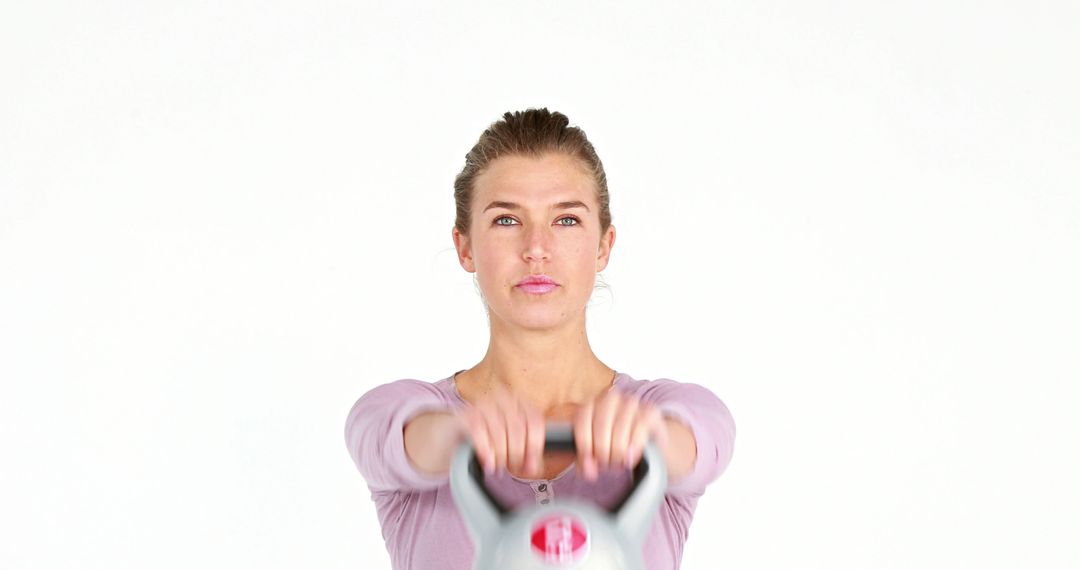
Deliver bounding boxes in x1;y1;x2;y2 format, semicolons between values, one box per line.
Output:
453;383;547;478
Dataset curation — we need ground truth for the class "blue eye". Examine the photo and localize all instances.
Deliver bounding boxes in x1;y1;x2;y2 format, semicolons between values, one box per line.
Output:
492;216;581;227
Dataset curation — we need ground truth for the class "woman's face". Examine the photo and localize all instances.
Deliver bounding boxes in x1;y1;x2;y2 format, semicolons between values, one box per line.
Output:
453;152;616;332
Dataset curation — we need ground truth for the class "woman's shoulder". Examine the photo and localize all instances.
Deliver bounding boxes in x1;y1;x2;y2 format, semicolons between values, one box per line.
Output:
613;371;728;406
350;373;462;409
613;371;712;391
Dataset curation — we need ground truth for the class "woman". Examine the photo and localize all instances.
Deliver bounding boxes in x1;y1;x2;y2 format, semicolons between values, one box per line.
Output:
345;108;736;569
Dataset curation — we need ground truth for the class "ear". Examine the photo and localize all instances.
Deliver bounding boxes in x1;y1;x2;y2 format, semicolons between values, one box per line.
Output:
452;226;476;273
596;224;616;272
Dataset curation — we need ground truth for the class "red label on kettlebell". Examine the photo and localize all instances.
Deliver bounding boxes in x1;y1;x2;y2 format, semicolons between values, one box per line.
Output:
530;513;589;566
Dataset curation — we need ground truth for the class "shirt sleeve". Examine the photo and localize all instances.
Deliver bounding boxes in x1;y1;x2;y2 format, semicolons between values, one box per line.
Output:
635;379;736;497
344;379;459;495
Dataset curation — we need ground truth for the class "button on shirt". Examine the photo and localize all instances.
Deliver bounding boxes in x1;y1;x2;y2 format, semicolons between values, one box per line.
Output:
344;371;736;570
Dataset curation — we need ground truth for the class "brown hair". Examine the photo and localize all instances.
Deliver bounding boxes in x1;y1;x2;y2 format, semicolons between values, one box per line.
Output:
453;108;612;239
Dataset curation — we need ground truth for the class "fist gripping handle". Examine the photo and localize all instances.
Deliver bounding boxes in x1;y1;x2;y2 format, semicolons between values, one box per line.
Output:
457;423;666;541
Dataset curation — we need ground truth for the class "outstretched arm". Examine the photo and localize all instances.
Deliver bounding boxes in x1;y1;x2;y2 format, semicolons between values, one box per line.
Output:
344;379;459;494
638;379;736;497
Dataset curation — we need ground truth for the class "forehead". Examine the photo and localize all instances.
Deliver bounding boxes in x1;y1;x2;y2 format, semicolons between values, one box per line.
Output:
472;153;597;206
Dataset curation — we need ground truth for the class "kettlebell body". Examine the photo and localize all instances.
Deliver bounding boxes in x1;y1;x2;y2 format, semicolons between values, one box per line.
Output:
450;424;667;570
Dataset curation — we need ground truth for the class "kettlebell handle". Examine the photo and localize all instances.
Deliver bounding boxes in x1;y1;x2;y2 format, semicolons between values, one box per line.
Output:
538;424;659;519
455;423;666;534
541;422;578;453
458;424;582;518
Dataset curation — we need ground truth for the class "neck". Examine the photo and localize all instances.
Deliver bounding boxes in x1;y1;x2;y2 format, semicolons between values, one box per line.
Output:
459;314;616;415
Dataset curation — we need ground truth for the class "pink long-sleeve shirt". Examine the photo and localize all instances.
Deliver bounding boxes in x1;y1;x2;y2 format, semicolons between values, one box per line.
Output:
344;370;736;570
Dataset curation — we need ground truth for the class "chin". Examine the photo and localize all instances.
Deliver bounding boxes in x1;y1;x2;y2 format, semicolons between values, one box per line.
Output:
493;304;585;331
523;316;570;329
504;314;564;331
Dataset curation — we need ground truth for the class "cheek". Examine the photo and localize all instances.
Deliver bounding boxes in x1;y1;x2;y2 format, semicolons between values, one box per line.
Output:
571;243;596;265
473;245;512;284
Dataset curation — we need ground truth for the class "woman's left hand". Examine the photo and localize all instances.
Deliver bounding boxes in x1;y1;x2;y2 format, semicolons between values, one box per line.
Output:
573;389;670;481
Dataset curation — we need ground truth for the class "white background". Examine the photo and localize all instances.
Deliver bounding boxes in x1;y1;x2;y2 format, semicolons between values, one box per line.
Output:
2;1;1077;568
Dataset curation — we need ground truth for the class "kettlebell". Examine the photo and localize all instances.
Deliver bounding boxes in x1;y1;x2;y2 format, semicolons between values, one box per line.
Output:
450;424;667;569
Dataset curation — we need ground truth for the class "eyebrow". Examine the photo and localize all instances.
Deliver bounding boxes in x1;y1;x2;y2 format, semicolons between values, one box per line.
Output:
482;200;591;213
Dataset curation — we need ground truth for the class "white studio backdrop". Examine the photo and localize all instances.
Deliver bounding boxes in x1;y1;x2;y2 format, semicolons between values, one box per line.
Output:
1;1;1077;568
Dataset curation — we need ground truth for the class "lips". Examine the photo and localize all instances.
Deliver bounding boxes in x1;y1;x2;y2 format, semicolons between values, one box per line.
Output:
516;275;558;294
517;275;557;286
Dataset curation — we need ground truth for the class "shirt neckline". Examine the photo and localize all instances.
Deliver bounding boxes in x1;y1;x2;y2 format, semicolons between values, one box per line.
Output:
447;369;625;406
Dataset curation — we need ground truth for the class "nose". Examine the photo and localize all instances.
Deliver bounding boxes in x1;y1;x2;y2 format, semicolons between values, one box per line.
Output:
522;224;552;263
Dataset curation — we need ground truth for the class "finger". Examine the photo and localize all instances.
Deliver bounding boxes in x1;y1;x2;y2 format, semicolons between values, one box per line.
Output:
498;390;527;475
461;407;494;474
610;393;639;469
575;398;596;481
477;396;507;474
583;454;598;482
522;398;546;478
491;406;510;474
591;390;621;470
626;405;659;468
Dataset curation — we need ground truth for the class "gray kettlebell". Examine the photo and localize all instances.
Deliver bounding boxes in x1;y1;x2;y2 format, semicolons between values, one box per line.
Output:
450;423;667;569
